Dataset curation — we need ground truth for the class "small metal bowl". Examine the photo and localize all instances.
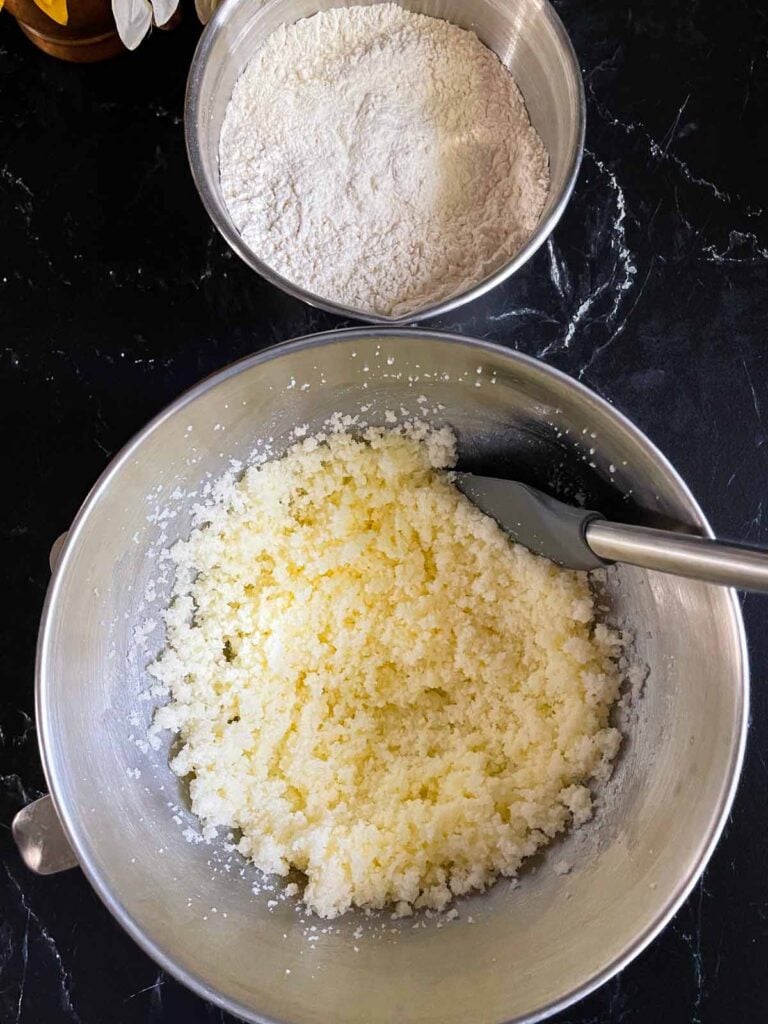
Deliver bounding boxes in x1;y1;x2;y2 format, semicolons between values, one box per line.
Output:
185;0;585;323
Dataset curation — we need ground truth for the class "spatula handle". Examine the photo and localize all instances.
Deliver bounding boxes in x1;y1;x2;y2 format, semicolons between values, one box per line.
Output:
586;520;768;593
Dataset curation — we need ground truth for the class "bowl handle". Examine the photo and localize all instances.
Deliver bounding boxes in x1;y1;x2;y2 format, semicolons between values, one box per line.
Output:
12;530;80;875
49;530;68;572
12;795;79;874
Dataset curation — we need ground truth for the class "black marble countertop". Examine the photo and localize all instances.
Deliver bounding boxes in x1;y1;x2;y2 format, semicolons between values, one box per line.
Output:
1;1;767;1021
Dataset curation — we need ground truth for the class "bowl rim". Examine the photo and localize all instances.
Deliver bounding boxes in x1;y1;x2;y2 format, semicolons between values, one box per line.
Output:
183;0;587;325
37;329;748;1024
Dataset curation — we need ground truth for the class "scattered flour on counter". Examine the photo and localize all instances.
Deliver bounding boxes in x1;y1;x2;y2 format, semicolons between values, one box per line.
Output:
219;4;549;317
149;425;624;919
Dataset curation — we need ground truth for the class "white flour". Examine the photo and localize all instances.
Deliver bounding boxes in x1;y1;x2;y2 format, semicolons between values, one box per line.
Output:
219;4;550;317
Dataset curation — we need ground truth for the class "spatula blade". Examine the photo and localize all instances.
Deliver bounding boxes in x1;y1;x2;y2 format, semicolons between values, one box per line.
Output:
453;473;606;571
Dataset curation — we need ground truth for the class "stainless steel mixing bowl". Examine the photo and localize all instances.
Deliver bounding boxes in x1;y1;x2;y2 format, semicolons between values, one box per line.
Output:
185;0;585;323
16;329;747;1024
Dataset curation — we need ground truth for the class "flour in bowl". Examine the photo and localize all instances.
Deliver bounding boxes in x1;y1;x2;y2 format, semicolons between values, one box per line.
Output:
149;424;623;919
219;4;550;317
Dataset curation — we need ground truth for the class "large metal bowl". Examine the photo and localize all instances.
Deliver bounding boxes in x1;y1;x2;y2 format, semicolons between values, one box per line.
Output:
18;329;746;1023
185;0;585;323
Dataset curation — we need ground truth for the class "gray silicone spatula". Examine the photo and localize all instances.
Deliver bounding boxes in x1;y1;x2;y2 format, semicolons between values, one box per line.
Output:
454;473;768;593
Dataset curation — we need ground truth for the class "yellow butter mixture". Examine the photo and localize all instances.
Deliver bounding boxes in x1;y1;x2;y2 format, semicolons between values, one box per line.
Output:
150;427;622;918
